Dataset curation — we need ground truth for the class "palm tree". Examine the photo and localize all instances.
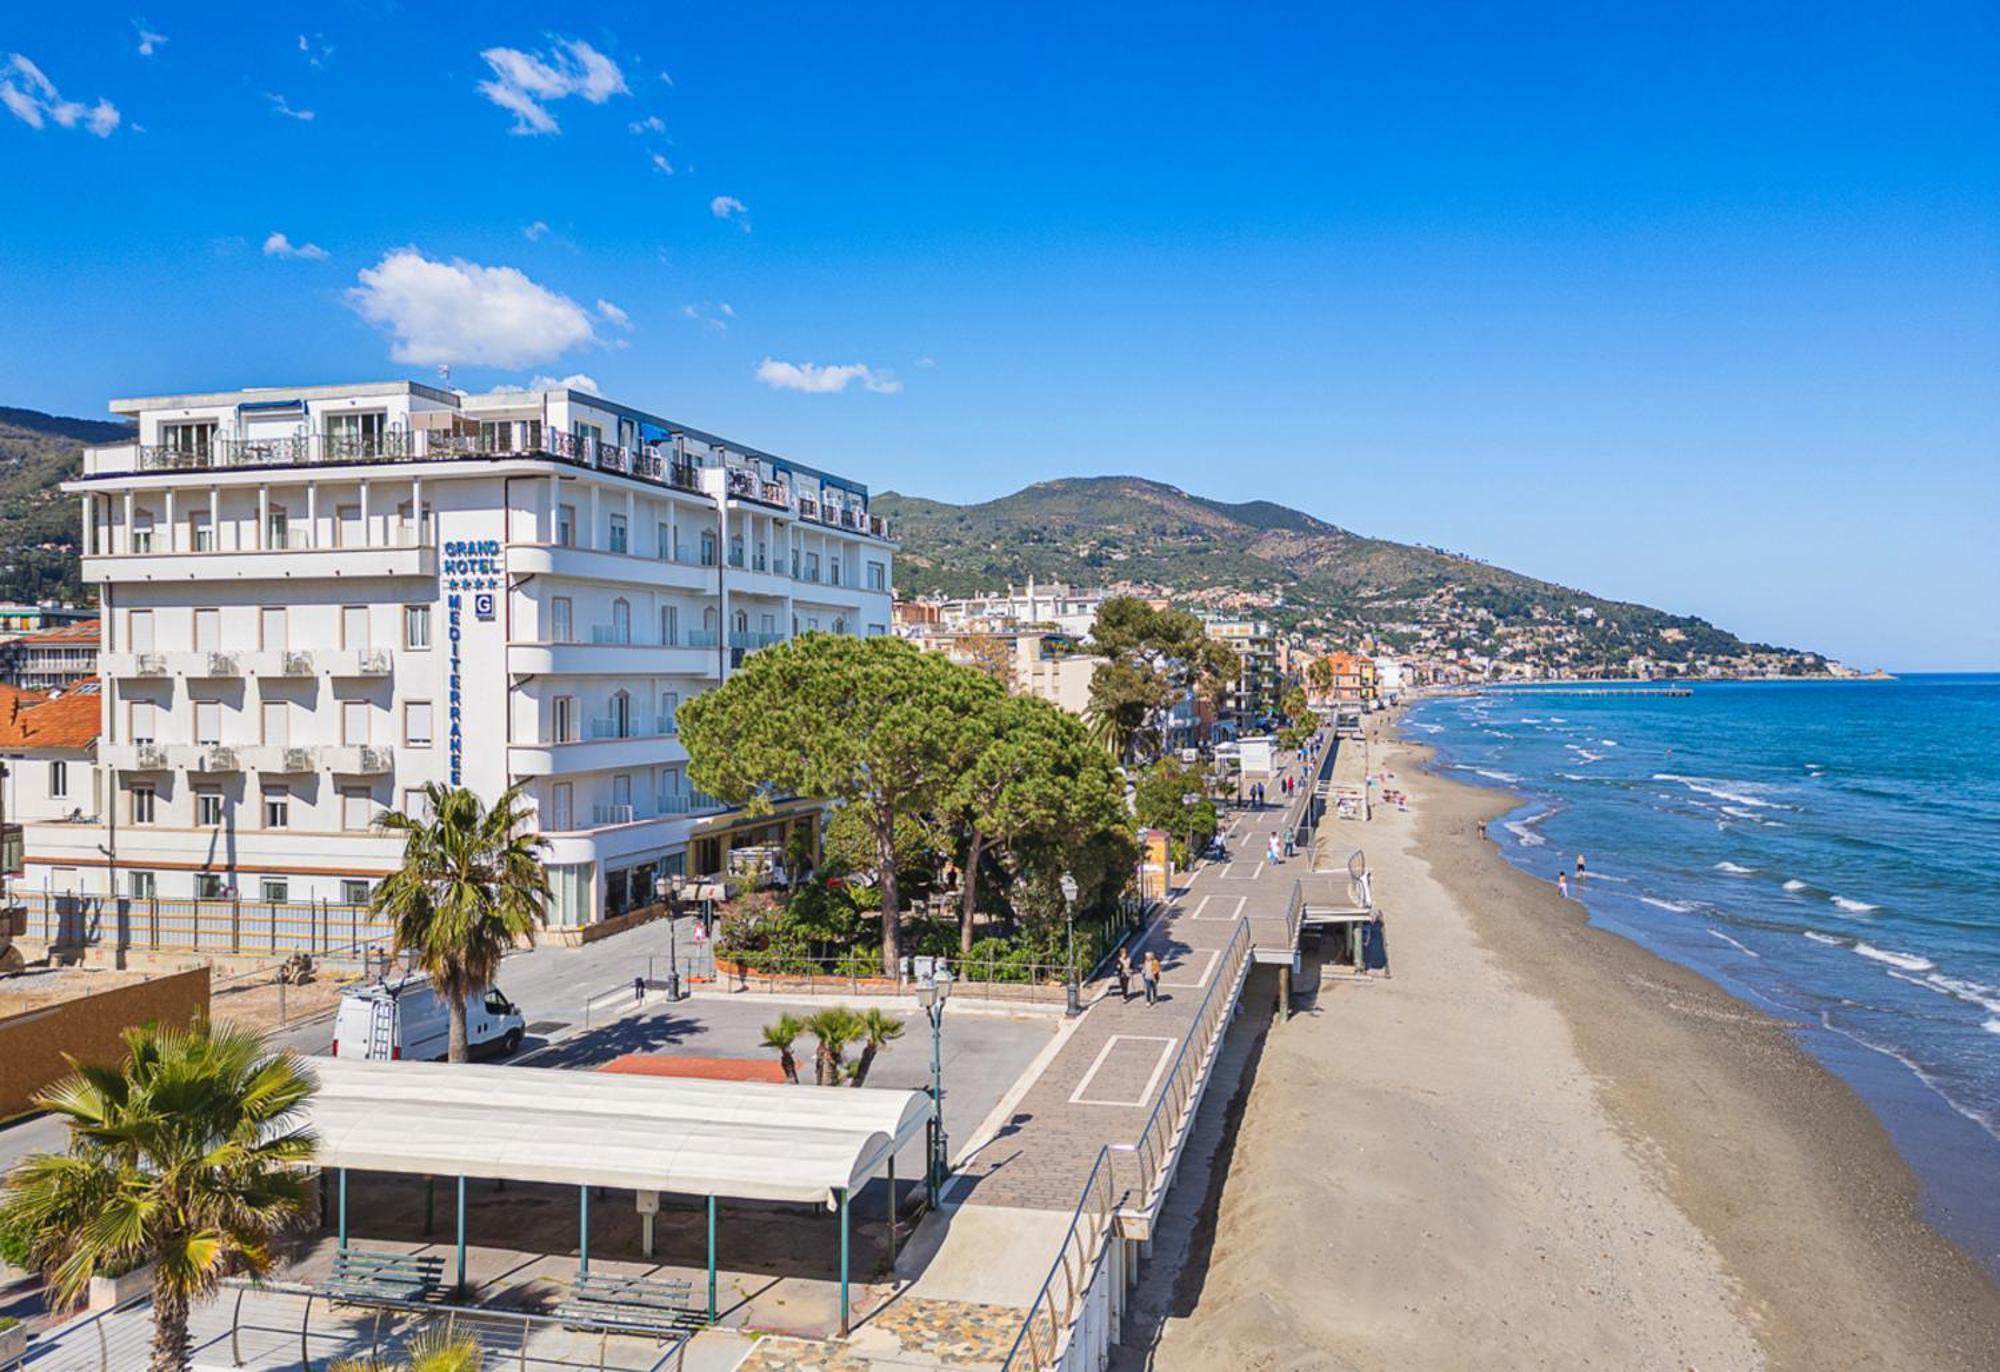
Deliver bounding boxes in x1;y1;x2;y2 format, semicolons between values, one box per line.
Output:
803;1009;863;1086
332;1328;482;1371
373;783;550;1063
848;1009;906;1088
0;1020;317;1372
761;1014;805;1084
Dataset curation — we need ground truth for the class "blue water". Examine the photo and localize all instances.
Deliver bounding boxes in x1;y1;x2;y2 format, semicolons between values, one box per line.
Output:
1408;675;2000;1271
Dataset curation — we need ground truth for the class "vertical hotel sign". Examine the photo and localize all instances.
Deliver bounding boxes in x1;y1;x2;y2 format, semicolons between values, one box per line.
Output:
441;539;502;787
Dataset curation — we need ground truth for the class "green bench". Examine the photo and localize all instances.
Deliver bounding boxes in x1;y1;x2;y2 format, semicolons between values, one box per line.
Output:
322;1247;445;1304
556;1271;703;1335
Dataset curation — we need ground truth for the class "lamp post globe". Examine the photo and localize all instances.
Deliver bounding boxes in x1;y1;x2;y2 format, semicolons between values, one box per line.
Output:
1058;874;1081;1017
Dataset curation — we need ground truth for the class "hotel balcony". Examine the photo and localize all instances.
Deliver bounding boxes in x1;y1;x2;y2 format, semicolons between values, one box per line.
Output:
245;745;321;774
101;743;172;772
328;649;393;678
83;531;436;585
327;745;394;775
507;542;714;592
507;640;718;678
183;745;242;773
101;652;171;679
509;727;688;777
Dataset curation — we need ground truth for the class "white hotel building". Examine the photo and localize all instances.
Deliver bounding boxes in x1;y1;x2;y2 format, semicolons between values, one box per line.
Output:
23;381;894;932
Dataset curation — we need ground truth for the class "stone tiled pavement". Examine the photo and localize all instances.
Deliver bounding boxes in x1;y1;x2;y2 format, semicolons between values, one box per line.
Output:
955;741;1334;1213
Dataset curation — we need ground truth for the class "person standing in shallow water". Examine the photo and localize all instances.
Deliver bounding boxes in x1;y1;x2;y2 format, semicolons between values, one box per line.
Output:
1576;853;1587;882
1557;872;1569;898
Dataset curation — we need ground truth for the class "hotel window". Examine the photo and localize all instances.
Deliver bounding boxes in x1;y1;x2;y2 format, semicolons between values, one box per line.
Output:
192;872;223;899
700;531;717;566
194;607;220;653
261;877;289;904
557;504;576;547
342;789;376;832
343;701;370;745
829;556;841;587
341;606;368;651
401;787;430;821
791;548;801;579
550;596;573;642
195;790;224;827
573;421;604;448
262;701;289;746
729;534;744;568
608;513;629;554
805;553;820;583
324;410;387;457
130;785;157;825
660;604;678;646
553;695;577;742
48;759;66;798
341;878;372;906
551;782;573;831
189;511;214;552
129;699;158;744
657;522;672;561
131;512;155;553
404;604;431;650
405;701;434;747
261;606;287;650
733;609;748;636
265;505;289;549
833;617;846;636
160;420;215;458
194;700;222;746
611;598;631;644
755;539;767;572
867;561;886;591
610;690;632;738
129;870;157;901
660;691;680;733
479;419;514;453
263;788;290;830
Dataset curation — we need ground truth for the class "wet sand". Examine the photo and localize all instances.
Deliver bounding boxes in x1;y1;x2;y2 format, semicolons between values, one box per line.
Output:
1139;715;2000;1370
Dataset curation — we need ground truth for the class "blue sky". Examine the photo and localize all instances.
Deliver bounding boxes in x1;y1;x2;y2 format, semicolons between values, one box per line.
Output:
1;2;1993;669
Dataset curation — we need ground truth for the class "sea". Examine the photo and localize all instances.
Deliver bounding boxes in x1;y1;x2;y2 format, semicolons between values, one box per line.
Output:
1406;674;2000;1273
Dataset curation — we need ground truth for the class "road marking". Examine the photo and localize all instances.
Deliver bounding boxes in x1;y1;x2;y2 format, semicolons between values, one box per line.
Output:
1068;1035;1177;1107
1161;948;1219;990
1191;894;1246;922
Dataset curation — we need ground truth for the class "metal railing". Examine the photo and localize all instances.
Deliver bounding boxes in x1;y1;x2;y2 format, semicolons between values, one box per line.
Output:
1003;919;1252;1370
12;890;393;956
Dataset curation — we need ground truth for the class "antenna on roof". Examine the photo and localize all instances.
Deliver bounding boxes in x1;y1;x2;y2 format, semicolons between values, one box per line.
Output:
436;365;451;386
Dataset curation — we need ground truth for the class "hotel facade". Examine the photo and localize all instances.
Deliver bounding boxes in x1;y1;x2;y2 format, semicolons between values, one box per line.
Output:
21;381;894;934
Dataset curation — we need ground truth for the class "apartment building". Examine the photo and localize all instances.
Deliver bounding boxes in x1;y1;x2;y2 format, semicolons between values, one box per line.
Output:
22;381;894;932
0;682;101;873
1203;617;1279;733
0;619;101;692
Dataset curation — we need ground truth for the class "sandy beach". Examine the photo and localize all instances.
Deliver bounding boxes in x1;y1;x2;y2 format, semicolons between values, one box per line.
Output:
1131;712;2000;1370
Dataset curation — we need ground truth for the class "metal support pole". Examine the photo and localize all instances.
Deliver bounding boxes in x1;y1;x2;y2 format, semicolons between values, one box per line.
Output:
337;1168;348;1249
887;1156;898;1271
456;1176;467;1295
706;1195;718;1323
578;1186;590;1276
837;1186;850;1337
424;1176;435;1236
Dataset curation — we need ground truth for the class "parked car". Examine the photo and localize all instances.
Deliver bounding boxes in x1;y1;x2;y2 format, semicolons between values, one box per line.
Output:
332;974;525;1061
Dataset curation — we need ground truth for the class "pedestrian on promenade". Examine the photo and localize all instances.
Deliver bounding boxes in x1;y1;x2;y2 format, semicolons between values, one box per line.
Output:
1142;951;1161;1006
1116;946;1134;1002
1284;826;1295;857
1268;832;1282;865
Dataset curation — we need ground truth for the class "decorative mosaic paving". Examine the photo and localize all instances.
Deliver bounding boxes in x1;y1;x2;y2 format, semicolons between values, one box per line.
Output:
735;1298;1028;1369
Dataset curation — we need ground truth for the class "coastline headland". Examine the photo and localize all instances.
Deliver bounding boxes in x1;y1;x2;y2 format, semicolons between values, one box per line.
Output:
1140;706;2000;1370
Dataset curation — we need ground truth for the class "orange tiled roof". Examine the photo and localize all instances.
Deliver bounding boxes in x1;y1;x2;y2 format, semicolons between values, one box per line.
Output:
0;680;102;750
7;619;100;646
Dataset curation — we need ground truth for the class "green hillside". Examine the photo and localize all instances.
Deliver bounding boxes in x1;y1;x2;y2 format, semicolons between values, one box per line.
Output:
876;477;1830;677
0;407;129;605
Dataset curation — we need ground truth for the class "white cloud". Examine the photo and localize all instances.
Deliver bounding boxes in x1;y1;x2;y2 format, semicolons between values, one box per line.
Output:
755;359;902;396
298;34;333;67
262;231;328;261
523;220;550;242
680;302;734;332
2;55;120;137
530;373;601;394
134;22;167;58
915;356;937;369
709;195;750;231
266;92;314;121
658;71;674;86
595;298;632;331
347;248;600;369
650;152;674;175
628;114;665;134
477;38;628;135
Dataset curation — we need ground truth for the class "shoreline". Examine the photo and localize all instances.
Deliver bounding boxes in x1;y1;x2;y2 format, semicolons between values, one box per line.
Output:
1139;713;2000;1370
1400;711;2000;1367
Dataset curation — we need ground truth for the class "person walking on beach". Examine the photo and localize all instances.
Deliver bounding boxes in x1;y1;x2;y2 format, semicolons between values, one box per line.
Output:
1116;946;1134;1002
1142;951;1161;1006
1477;819;1487;841
1557;872;1569;898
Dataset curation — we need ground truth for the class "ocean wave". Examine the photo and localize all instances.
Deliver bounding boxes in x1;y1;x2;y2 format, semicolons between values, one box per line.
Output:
1783;878;1811;893
1600;738;1619;747
1830;895;1880;914
1405;721;1444;734
1548;716;1567;723
1804;930;1845;946
1654;773;1782;809
1503;813;1549;846
1853;943;1935;972
1707;928;1759;957
1714;861;1756;875
1518;717;1543;724
1985;1019;2000;1037
1641;895;1701;913
1817;1013;1998;1139
1918;975;2000;1016
1568;747;1607;763
1474;768;1520;783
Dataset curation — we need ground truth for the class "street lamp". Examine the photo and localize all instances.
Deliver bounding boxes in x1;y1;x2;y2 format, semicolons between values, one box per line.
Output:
1059;873;1080;1017
915;966;954;1206
1180;791;1201;872
653;874;682;1001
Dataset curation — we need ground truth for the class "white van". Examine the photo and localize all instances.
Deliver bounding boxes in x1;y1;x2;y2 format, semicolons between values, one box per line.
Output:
332;974;526;1062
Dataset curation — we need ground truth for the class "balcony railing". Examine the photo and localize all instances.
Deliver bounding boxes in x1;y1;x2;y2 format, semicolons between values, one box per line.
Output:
199;652;242;677
133;743;170;770
591;803;637;826
197;745;241;772
657;790;724;815
586;715;678;741
132;653;169;676
728;631;785;651
685;629;721;649
332;649;391;676
281;651;316;676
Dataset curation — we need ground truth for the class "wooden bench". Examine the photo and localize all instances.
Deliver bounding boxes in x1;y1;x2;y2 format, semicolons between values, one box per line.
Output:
556;1271;704;1335
322;1248;445;1304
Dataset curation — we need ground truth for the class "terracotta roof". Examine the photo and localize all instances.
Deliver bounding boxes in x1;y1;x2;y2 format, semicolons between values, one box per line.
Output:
6;619;100;646
0;683;48;714
0;680;102;750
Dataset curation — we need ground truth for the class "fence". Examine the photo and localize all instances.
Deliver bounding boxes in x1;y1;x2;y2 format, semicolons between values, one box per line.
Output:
1003;919;1252;1371
13;890;393;957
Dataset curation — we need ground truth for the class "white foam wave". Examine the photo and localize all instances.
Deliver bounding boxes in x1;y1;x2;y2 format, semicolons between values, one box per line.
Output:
1803;930;1844;946
1406;721;1444;734
1985;1019;2000;1036
1713;861;1756;875
1641;896;1700;914
1782;879;1810;893
1853;943;1935;972
1518;717;1543;724
1654;773;1780;809
1473;768;1520;783
1503;820;1546;847
1599;738;1618;747
1707;929;1759;958
1549;716;1567;723
1817;1013;1998;1139
1919;975;2000;1016
1830;896;1880;914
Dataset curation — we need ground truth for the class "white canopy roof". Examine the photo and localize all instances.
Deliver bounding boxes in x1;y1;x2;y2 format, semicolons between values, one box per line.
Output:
305;1057;930;1207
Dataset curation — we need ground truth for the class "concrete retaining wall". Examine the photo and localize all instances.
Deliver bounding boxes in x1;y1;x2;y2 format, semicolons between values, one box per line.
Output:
0;967;211;1120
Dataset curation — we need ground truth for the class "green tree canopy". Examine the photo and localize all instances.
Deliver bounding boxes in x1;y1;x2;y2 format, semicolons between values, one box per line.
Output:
679;633;1003;974
1087;597;1239;760
1134;757;1219;861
